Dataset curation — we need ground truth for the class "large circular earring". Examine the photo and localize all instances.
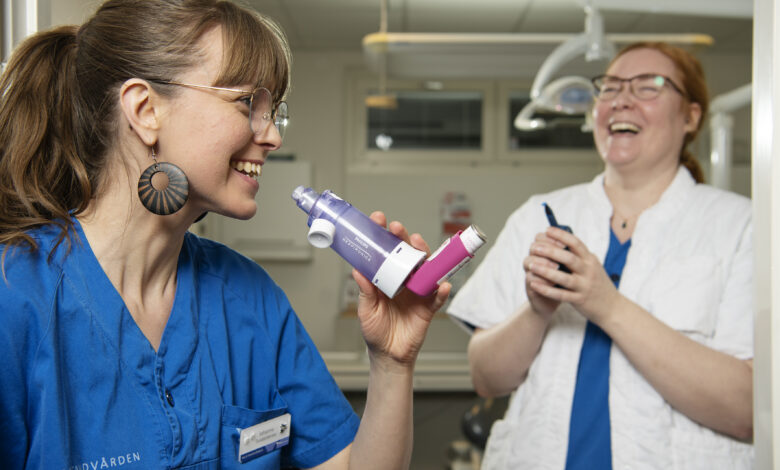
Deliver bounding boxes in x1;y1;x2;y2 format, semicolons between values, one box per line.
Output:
137;148;189;215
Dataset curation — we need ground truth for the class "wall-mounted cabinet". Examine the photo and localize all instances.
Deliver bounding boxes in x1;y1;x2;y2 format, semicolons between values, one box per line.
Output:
198;160;313;261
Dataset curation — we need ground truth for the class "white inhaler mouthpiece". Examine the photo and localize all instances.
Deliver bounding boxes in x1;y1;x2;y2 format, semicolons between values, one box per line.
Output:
307;218;336;248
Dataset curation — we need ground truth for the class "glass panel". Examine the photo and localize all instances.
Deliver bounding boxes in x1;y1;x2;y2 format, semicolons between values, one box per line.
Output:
508;92;594;150
367;91;482;151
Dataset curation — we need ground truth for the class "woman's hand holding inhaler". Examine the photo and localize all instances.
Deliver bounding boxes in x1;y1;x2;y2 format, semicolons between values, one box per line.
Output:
352;211;450;366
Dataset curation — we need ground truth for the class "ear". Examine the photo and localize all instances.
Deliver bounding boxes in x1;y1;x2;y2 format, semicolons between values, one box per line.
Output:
119;78;161;147
684;102;702;134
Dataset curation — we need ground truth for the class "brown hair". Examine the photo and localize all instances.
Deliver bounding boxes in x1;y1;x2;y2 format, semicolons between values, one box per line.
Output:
0;0;291;260
609;41;709;183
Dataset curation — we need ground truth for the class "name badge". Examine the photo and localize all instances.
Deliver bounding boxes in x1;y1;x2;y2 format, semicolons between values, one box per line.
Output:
238;413;291;463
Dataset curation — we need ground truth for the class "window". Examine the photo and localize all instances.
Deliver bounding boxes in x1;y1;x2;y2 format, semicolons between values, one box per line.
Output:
367;91;482;151
346;77;495;165
346;75;597;167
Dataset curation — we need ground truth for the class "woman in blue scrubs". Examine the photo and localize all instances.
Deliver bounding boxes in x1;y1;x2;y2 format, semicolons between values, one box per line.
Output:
0;1;450;469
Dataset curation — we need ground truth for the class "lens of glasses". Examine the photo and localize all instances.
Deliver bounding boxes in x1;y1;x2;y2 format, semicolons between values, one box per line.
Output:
250;87;288;140
594;78;622;100
274;102;289;140
632;75;665;100
594;74;666;101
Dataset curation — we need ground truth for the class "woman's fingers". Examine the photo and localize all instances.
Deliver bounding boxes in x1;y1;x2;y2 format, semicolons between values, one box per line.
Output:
368;210;388;227
369;211;430;254
431;282;452;311
528;262;574;290
530;241;577;273
545;227;586;256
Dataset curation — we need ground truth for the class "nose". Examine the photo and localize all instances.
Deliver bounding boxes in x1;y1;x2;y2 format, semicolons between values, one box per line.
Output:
253;121;282;150
610;84;635;110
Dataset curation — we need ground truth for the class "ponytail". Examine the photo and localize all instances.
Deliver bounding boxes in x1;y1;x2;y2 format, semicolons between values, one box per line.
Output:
680;149;705;184
0;26;92;256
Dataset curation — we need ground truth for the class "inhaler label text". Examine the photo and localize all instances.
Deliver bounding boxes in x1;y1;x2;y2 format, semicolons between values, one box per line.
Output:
342;236;372;262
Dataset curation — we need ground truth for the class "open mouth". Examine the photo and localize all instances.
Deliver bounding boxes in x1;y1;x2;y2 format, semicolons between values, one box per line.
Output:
609;122;640;135
230;160;262;179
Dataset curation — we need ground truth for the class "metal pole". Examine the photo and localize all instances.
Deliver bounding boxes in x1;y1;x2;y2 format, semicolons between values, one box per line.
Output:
751;0;779;466
709;113;734;190
2;0;12;66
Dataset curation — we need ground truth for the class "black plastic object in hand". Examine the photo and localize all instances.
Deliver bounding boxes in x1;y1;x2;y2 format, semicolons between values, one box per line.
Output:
542;203;572;276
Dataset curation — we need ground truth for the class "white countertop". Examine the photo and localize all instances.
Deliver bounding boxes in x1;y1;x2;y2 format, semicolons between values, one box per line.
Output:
321;351;474;392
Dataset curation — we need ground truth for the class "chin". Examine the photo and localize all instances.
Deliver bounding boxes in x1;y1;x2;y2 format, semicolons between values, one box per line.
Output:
217;204;258;221
602;147;641;165
234;208;258;220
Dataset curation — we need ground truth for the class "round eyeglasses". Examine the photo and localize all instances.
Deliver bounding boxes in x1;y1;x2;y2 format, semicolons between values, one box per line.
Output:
591;73;687;102
152;80;289;140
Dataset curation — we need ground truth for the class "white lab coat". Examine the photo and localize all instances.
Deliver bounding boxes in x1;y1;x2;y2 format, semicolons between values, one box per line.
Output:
448;167;754;469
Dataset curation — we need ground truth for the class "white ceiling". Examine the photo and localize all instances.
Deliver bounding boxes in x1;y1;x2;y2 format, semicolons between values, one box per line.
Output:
247;0;752;55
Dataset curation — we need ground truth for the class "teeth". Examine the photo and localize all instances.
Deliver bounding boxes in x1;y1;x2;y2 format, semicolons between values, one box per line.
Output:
609;122;640;133
230;161;262;179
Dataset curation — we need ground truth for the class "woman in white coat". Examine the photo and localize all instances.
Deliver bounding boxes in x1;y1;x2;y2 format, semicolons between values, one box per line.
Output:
448;42;753;469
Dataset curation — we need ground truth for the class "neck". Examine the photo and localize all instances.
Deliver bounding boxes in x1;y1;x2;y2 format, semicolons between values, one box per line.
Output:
76;145;200;351
76;157;194;301
605;165;677;209
603;164;679;238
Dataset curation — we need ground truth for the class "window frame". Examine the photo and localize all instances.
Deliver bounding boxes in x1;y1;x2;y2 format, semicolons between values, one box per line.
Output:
345;73;601;168
346;74;497;167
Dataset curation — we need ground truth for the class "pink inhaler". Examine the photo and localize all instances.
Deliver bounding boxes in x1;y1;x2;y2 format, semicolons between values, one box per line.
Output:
405;224;487;296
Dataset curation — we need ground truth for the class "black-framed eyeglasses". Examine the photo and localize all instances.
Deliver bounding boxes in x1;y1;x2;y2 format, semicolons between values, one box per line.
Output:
591;74;687;102
152;80;289;139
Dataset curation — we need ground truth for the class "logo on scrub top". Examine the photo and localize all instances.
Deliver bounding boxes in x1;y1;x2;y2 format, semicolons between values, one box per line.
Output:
65;451;142;470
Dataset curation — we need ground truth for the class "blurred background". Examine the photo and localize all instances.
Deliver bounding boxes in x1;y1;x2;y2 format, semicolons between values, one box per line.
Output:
1;1;755;468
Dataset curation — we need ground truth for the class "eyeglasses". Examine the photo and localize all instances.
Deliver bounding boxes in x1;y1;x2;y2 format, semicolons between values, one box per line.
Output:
591;74;687;102
153;80;289;139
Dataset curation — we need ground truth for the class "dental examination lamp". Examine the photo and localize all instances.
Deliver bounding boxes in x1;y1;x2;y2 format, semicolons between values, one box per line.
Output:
513;75;595;131
530;5;614;102
515;4;612;131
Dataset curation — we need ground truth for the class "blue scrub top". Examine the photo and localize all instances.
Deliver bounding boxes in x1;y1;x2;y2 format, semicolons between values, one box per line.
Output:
0;220;360;470
565;229;631;470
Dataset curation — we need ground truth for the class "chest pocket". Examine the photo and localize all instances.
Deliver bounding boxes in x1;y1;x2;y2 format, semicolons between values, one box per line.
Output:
644;255;722;338
220;404;289;469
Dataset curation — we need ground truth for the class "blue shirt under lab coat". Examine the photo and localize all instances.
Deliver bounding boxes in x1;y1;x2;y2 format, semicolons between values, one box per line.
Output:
0;220;360;469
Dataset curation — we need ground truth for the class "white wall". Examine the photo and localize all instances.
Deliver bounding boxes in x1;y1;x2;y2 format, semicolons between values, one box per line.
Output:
260;51;364;350
46;0;93;25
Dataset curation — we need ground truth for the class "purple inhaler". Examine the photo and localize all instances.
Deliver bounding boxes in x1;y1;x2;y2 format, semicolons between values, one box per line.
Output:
292;186;427;298
291;186;487;298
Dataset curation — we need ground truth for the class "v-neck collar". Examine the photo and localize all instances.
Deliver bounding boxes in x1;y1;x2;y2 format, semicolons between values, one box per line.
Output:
62;219;198;380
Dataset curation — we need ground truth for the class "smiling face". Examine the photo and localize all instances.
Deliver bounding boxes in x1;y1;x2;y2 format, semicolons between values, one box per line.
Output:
592;48;700;179
155;26;283;220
